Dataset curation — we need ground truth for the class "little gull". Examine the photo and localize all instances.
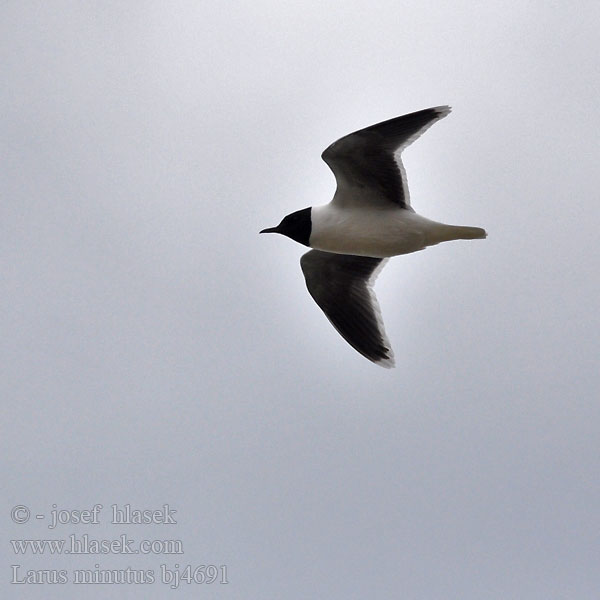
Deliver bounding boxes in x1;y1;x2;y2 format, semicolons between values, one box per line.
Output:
261;106;486;368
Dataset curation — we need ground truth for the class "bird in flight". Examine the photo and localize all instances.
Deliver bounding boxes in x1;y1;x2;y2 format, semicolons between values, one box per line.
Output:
261;106;486;368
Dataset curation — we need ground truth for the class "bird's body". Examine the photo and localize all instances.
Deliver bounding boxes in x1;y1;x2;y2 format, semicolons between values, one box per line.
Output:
261;106;486;367
310;203;484;258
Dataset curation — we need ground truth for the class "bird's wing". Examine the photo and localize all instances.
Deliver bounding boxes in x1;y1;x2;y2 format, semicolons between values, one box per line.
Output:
321;105;451;209
300;249;394;368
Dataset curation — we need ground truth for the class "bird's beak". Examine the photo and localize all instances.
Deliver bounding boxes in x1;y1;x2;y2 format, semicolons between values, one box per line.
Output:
259;226;279;234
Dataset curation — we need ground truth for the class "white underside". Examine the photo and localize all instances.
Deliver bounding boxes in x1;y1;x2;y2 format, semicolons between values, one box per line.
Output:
310;203;469;258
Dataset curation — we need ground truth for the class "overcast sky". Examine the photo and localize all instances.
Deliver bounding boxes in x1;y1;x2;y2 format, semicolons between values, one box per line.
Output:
2;2;599;598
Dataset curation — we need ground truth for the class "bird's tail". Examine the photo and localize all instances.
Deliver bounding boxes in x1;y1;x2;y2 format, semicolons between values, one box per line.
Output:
450;225;487;240
427;224;487;245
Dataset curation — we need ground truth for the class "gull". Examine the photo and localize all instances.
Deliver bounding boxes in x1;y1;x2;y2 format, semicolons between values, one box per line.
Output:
260;106;486;368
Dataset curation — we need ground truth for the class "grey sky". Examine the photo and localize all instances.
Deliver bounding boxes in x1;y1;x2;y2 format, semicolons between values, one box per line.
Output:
2;1;599;598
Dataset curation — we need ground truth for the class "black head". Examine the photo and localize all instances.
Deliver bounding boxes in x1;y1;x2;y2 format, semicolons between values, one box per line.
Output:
260;207;312;247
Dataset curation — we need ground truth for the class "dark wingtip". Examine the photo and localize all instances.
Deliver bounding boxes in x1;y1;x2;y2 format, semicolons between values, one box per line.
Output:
433;105;451;118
